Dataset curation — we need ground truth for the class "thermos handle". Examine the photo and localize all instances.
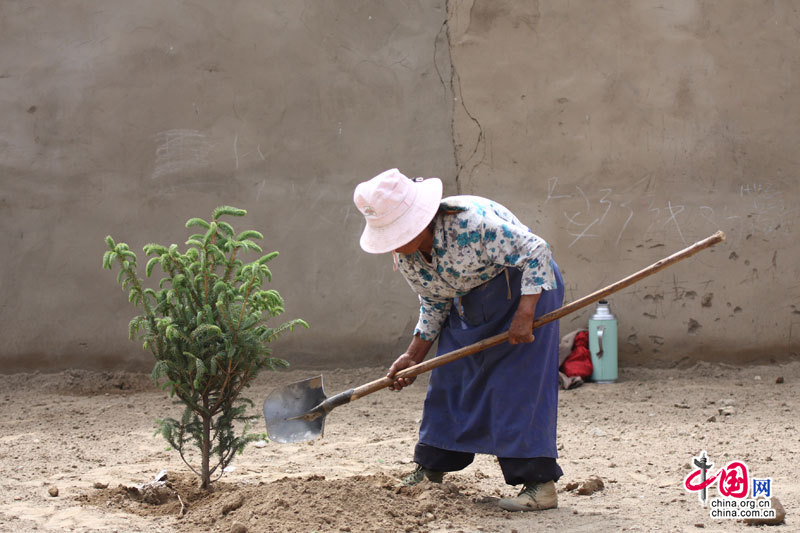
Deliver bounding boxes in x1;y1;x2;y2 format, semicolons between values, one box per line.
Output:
596;326;605;358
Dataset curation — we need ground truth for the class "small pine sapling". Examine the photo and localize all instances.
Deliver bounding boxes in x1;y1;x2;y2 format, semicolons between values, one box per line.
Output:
103;205;308;489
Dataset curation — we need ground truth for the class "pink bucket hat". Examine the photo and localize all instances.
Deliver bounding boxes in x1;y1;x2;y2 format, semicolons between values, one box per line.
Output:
354;168;443;254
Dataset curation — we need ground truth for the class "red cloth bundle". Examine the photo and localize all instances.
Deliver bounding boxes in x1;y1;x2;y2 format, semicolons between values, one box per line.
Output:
561;330;593;378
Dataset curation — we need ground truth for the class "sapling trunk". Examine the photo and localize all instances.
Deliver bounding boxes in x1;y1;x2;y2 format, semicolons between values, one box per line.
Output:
201;398;211;490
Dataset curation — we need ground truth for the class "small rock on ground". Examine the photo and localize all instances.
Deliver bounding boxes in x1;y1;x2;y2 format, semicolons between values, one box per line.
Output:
221;493;245;515
140;484;173;505
230;521;248;533
577;476;604;496
744;496;786;526
48;486;59;497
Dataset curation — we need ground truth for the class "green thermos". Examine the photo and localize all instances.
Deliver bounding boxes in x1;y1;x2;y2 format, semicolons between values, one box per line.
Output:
588;299;618;382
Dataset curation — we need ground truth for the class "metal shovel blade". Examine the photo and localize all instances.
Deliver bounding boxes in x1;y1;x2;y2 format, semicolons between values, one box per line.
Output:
263;375;328;443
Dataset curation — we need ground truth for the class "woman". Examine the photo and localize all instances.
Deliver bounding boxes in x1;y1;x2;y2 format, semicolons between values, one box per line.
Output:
353;168;564;512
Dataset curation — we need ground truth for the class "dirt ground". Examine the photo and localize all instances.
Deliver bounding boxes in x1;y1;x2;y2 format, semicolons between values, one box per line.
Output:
0;359;796;532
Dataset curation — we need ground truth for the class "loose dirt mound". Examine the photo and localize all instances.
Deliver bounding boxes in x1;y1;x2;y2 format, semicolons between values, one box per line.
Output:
78;472;205;518
79;471;505;532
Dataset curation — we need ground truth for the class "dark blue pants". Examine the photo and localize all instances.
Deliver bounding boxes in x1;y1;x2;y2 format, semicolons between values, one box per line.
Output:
414;442;563;486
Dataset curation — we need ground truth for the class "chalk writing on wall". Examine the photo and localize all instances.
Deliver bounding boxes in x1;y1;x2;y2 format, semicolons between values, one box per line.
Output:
544;177;794;247
151;129;212;180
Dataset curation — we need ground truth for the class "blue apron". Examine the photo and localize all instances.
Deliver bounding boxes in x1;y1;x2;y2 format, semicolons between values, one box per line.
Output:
418;264;564;458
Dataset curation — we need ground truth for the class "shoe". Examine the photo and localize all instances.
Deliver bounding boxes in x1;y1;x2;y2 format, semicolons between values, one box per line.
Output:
497;480;558;511
401;464;444;486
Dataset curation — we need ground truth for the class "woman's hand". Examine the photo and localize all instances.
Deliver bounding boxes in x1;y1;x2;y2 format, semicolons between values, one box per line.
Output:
387;353;419;390
387;334;434;391
508;293;540;344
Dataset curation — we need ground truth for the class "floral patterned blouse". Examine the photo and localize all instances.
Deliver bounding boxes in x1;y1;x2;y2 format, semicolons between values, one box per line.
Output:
397;195;557;341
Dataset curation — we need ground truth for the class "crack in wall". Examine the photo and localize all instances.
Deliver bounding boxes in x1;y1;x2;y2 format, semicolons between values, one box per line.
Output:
437;4;461;195
443;0;486;195
433;20;450;102
453;70;486;193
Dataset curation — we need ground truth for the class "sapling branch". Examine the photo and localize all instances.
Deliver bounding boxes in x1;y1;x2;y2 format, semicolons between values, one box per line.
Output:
223;248;239;282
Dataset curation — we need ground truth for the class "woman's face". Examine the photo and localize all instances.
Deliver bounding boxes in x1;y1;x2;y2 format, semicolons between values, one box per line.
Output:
394;228;428;255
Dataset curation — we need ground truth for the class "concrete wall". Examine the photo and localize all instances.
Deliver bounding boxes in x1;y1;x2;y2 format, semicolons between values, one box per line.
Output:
2;0;798;372
0;0;456;371
447;0;800;365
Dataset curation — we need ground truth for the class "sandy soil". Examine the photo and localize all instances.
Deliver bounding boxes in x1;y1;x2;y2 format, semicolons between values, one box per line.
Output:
0;360;796;532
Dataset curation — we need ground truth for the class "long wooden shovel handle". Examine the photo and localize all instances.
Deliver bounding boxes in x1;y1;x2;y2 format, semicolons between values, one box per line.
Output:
350;230;725;401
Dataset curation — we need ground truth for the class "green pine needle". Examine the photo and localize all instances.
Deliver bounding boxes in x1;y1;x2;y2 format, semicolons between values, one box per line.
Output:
213;206;247;219
185;217;211;230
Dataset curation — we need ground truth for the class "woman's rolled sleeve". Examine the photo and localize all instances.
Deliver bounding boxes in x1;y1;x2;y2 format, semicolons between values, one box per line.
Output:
482;217;557;295
413;295;452;341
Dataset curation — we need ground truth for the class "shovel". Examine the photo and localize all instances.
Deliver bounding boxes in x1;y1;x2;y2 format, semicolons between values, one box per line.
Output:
264;231;725;443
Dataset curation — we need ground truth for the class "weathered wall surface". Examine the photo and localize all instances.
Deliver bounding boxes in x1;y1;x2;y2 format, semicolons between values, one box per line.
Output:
3;0;799;372
0;0;456;371
447;0;800;365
